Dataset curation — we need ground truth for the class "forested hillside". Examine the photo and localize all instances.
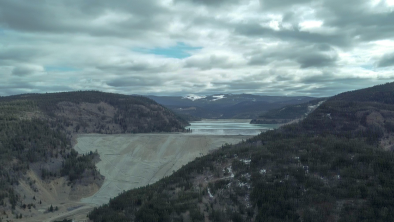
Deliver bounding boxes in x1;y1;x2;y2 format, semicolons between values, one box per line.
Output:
0;91;189;136
88;82;394;221
301;82;394;148
0;91;188;217
251;98;326;124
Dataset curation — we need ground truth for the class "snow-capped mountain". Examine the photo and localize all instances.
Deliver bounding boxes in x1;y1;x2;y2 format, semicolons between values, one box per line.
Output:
146;94;317;120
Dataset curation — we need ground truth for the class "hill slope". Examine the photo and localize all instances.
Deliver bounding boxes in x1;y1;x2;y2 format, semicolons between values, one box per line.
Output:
0;91;188;219
251;98;326;124
89;82;394;222
1;91;189;136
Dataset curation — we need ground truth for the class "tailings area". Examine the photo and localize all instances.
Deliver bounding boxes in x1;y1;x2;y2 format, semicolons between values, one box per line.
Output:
74;133;250;206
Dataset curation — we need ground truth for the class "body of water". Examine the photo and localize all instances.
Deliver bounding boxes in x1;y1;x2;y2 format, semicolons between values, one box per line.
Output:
188;119;279;135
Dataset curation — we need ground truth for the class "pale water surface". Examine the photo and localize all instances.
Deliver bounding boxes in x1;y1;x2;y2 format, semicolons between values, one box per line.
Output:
189;119;279;135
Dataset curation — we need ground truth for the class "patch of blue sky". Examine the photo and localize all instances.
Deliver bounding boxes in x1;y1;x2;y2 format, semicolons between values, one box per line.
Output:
133;42;202;59
361;65;374;70
45;66;80;72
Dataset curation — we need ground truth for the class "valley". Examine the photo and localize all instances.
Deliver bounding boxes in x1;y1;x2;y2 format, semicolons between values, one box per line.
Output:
75;120;277;206
88;82;394;222
16;119;276;222
2;84;394;222
2;1;392;221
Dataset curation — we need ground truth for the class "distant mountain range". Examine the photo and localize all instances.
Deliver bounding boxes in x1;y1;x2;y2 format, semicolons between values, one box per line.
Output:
147;94;317;119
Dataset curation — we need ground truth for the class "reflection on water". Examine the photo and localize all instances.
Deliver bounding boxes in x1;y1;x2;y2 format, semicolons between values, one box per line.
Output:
189;119;279;135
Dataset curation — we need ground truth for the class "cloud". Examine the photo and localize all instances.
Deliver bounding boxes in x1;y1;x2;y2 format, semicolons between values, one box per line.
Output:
377;53;394;67
0;0;168;37
107;78;161;87
174;0;240;6
133;42;202;59
318;0;394;42
0;0;393;97
0;46;42;64
259;0;313;10
12;64;44;76
234;23;352;47
185;54;237;70
297;52;337;68
97;63;157;73
247;43;338;68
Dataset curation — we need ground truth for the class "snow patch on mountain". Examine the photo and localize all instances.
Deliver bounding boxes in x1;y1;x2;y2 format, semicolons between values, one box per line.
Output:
183;95;206;101
211;95;226;101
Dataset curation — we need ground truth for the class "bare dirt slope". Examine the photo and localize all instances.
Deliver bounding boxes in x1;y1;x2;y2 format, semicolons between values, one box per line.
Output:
74;133;250;205
12;170;98;222
15;133;249;222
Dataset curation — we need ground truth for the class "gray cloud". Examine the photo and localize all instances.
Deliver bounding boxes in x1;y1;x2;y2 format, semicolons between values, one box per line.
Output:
259;0;312;10
377;53;394;67
107;78;160;87
96;62;169;74
0;47;43;64
12;65;43;76
185;55;234;70
297;52;337;68
235;23;352;47
298;73;375;85
247;43;338;68
174;0;240;6
0;0;392;97
319;0;394;42
0;0;168;37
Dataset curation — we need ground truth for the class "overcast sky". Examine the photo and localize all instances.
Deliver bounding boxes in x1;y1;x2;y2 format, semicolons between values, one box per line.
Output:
1;0;393;97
